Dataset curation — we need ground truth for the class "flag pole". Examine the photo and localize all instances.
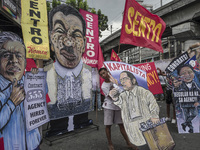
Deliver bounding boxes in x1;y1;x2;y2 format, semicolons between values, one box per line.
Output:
118;43;121;54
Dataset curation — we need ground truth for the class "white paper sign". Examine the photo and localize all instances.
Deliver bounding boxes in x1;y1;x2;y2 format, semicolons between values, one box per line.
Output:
24;71;49;131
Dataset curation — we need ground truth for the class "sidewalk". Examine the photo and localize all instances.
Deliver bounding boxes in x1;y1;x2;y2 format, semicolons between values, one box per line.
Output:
40;101;200;150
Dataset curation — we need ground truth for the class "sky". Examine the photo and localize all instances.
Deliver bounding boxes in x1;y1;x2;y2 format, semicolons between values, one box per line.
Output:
87;0;173;41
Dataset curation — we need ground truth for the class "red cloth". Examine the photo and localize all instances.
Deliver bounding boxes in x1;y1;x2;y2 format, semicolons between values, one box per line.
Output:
25;58;37;71
120;0;166;53
97;44;105;95
110;49;121;62
46;93;51;103
0;137;4;150
133;62;163;95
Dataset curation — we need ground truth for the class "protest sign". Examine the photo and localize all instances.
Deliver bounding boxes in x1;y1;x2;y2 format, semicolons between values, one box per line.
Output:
104;61;148;89
166;53;200;133
21;0;50;59
24;72;49;131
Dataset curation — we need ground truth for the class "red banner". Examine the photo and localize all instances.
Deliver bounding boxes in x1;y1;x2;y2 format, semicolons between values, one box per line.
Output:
25;59;37;71
98;44;105;95
80;9;99;67
110;49;121;62
120;0;166;53
134;62;163;95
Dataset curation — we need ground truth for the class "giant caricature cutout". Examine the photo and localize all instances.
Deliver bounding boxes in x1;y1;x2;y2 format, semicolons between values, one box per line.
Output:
166;52;200;133
104;62;160;146
45;4;92;134
113;71;159;146
0;32;41;150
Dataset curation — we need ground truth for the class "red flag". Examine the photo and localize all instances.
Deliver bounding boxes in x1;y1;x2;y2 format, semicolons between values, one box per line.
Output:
110;49;121;62
120;0;166;53
26;58;37;71
98;44;105;95
98;44;105;70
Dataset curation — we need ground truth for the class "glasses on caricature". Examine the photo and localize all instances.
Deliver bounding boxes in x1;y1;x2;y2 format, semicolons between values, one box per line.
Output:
120;77;130;83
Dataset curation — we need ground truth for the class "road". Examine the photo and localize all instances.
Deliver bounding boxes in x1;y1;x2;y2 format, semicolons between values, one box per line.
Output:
40;101;200;150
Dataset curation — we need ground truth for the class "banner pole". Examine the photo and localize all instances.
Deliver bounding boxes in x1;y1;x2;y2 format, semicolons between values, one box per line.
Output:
95;87;98;124
118;43;121;54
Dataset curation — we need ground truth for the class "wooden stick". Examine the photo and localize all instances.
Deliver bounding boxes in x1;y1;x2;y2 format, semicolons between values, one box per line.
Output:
118;43;121;54
95;88;98;124
35;59;43;68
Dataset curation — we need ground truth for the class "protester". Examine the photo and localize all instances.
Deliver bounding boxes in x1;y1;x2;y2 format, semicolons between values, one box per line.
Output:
156;67;166;101
99;68;138;150
92;68;102;111
109;71;159;149
165;73;176;124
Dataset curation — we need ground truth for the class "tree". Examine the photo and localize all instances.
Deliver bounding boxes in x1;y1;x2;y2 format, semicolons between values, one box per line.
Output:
52;0;58;8
46;0;108;37
46;1;51;12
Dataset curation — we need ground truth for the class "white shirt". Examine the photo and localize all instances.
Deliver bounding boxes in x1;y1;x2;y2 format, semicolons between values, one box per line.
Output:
55;59;83;78
101;82;120;110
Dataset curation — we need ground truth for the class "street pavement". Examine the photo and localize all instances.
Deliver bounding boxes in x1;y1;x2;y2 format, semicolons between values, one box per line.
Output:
40;100;200;150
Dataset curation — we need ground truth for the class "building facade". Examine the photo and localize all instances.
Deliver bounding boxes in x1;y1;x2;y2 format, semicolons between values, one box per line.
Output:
0;0;22;35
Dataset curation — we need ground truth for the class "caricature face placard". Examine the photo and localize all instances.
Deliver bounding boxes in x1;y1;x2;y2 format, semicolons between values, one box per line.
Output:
166;52;200;133
46;4;92;121
104;61;148;90
104;61;160;146
0;32;41;150
0;40;26;82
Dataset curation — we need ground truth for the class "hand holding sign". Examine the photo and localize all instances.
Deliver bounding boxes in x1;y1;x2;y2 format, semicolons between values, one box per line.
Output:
109;88;120;101
31;68;39;74
172;76;182;88
108;73;118;85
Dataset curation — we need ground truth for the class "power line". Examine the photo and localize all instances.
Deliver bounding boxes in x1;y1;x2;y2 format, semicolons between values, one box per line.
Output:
108;11;123;24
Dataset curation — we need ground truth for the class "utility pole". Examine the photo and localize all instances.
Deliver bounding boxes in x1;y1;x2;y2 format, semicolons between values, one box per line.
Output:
160;0;162;6
110;25;112;34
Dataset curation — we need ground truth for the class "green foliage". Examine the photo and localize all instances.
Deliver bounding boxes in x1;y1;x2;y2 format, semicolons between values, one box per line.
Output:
57;0;61;5
97;9;108;37
46;0;108;37
46;1;51;12
91;8;96;14
52;0;58;8
83;0;89;10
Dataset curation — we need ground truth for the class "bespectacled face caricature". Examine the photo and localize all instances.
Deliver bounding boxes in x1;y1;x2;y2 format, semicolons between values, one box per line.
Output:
50;12;86;69
0;41;26;82
120;72;135;91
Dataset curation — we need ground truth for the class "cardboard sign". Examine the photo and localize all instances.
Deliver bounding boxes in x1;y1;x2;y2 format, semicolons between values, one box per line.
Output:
24;72;49;131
